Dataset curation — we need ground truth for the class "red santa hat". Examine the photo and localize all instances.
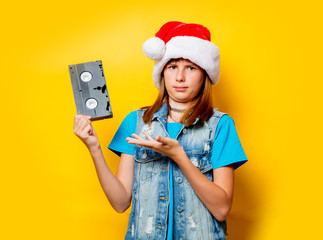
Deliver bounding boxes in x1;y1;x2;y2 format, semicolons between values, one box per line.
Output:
142;21;220;89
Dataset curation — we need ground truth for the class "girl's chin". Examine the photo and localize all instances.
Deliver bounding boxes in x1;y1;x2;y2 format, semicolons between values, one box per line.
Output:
168;98;193;105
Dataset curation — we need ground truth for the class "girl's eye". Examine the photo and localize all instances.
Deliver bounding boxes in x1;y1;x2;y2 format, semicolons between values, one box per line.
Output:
169;65;177;69
188;66;195;71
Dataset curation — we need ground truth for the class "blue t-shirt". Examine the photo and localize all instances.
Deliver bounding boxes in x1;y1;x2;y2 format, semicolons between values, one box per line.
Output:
108;111;248;239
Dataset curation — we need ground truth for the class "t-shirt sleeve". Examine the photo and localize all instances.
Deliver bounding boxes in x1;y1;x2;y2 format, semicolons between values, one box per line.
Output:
108;111;137;156
211;114;248;170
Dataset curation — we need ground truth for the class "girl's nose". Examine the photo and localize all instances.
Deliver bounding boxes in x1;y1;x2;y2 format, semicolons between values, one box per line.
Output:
176;68;185;82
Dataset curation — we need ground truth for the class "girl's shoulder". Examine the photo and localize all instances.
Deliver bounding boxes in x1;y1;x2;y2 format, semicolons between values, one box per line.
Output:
135;107;148;116
123;110;137;123
209;108;228;120
208;110;237;129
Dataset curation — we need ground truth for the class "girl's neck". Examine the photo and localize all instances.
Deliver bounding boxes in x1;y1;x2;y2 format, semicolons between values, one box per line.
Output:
167;98;192;123
167;110;183;123
167;98;191;110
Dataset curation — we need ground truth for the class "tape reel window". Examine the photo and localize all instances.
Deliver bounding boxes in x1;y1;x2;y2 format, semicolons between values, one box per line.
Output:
80;71;93;82
86;98;98;110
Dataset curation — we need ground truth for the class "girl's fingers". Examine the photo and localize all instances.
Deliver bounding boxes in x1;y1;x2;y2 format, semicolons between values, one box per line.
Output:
127;139;149;147
155;136;163;142
143;132;155;141
74;115;91;131
74;116;92;138
78;118;89;132
126;136;138;144
127;133;168;150
82;119;92;131
74;115;91;125
127;136;152;148
131;134;146;141
156;136;169;145
80;124;92;138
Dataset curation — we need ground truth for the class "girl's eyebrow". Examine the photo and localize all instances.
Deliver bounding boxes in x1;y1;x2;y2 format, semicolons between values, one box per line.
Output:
168;60;179;65
184;63;198;68
166;60;198;67
166;62;178;67
186;62;197;66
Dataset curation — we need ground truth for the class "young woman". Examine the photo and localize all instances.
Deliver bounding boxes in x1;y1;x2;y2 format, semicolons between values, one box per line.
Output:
73;21;247;240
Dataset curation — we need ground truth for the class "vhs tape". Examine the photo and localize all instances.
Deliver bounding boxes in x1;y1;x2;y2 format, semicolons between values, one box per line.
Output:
68;60;113;120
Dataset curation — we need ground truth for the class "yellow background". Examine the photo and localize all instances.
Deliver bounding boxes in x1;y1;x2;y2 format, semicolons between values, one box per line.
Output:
1;0;322;239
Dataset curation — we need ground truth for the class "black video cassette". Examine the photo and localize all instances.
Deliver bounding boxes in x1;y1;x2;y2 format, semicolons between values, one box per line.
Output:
69;60;113;120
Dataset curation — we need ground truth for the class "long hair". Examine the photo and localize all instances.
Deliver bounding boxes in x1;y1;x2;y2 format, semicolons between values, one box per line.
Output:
142;74;214;126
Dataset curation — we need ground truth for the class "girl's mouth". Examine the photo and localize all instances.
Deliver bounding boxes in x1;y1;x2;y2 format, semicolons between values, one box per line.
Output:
174;87;188;92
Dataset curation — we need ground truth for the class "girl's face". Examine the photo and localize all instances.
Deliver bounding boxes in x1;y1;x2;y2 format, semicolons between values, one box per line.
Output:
163;58;205;106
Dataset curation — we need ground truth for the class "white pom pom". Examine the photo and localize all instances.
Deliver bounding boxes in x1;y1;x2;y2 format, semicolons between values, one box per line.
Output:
142;37;165;60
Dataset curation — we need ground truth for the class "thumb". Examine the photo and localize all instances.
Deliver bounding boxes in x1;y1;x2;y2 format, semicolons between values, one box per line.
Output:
155;136;166;144
156;136;172;145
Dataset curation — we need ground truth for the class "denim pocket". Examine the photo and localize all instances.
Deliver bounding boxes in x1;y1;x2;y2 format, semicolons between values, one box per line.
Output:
134;146;163;163
134;146;163;182
186;154;213;174
135;161;160;182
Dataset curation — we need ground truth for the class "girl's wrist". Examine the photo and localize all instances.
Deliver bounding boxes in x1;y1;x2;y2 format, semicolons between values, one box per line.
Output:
88;144;101;155
171;147;187;164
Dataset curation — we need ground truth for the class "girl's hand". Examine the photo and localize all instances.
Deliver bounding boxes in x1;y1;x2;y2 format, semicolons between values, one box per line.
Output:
73;115;100;151
126;132;185;161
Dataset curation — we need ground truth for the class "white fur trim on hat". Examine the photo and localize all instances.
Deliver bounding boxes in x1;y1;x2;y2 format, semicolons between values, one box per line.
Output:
152;36;220;89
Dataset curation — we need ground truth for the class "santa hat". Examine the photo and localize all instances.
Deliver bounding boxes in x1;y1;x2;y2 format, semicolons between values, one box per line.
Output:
142;21;220;89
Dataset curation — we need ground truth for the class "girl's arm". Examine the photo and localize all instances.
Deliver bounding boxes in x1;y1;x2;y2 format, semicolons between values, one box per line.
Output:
74;115;134;213
173;153;233;222
127;132;233;221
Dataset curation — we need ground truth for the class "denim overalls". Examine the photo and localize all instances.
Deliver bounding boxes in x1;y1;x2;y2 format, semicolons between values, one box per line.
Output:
125;103;227;240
